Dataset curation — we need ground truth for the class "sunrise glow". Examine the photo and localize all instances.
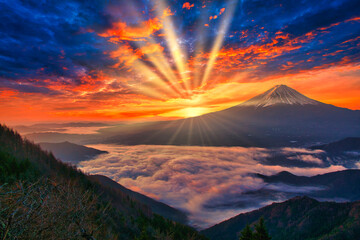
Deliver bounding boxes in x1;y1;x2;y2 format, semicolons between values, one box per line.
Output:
0;0;359;124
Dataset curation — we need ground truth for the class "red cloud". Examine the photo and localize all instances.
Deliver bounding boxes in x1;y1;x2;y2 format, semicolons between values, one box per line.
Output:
209;8;225;22
183;2;195;10
98;17;162;42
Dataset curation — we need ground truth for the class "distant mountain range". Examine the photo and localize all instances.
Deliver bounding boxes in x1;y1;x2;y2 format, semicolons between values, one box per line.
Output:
99;85;360;147
39;141;107;164
14;122;109;135
203;169;360;218
202;196;360;240
309;137;360;167
256;170;360;201
310;137;360;153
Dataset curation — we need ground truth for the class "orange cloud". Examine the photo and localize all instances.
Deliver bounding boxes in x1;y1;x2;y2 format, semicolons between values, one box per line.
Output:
163;6;175;17
340;36;360;45
0;89;18;98
203;32;313;73
99;5;176;43
183;2;195;10
98;17;162;42
109;44;140;68
209;8;225;21
319;16;360;31
137;43;164;56
54;107;181;120
99;6;174;71
206;16;359;74
107;41;165;70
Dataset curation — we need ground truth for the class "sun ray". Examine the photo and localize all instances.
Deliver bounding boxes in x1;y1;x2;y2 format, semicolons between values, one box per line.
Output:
192;11;209;90
155;0;192;95
200;0;238;88
187;117;194;145
105;1;188;100
167;119;187;145
136;39;186;97
136;62;179;94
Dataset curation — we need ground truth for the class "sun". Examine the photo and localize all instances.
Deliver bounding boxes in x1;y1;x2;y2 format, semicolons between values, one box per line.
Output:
159;107;210;118
182;107;209;118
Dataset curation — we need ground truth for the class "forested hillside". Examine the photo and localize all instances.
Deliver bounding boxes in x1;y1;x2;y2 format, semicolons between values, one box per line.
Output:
202;196;360;240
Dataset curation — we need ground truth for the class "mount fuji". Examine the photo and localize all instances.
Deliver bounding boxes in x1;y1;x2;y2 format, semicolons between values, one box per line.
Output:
241;85;320;107
98;85;360;147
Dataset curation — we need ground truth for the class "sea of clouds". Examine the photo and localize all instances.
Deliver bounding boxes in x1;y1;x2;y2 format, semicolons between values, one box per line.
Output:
79;145;346;228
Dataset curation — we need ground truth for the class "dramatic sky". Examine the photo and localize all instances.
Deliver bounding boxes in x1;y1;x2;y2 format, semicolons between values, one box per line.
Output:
0;0;359;123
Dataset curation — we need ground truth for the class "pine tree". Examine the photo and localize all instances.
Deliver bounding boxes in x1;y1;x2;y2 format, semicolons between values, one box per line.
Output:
253;217;271;240
239;224;253;240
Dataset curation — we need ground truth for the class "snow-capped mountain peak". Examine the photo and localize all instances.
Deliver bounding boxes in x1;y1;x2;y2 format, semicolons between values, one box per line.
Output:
241;85;320;107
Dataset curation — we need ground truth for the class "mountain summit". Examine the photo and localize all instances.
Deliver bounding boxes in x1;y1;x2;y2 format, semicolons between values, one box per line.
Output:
242;85;320;107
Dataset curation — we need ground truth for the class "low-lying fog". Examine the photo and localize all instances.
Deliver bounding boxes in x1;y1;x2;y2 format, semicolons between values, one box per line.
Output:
78;145;348;229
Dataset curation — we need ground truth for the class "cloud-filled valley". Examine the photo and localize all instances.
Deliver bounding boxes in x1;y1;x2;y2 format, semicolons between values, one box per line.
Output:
78;145;349;228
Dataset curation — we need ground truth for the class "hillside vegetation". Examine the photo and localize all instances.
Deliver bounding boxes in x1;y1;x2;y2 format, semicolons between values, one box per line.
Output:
202;196;360;240
0;124;207;240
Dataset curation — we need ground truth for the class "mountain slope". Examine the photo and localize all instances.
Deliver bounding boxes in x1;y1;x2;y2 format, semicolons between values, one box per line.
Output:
100;85;360;147
90;174;188;224
39;141;107;164
202;196;360;240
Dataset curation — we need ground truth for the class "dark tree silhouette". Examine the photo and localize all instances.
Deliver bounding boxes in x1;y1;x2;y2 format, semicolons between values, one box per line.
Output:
253;217;271;240
239;224;253;240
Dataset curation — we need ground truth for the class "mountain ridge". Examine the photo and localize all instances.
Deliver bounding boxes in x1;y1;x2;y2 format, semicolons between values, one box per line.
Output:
310;137;360;153
255;169;360;201
39;141;108;164
202;196;360;240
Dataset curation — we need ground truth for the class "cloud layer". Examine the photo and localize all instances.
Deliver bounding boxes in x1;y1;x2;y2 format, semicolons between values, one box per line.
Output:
79;145;346;228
